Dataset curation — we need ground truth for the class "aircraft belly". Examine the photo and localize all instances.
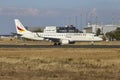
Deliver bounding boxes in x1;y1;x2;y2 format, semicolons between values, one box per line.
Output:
71;37;93;41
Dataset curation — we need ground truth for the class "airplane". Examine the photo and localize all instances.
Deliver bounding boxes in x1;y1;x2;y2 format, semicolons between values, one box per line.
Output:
14;19;102;45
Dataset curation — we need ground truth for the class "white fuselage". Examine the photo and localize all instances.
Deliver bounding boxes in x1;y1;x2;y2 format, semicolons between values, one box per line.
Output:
23;32;102;42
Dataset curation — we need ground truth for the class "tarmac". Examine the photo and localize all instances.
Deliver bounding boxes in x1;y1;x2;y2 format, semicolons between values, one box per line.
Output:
0;45;120;48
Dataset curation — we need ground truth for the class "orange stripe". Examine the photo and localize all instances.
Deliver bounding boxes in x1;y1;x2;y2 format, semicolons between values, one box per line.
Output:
17;26;25;32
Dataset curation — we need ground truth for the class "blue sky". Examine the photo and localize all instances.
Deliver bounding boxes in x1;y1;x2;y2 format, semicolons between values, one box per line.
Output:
0;0;120;34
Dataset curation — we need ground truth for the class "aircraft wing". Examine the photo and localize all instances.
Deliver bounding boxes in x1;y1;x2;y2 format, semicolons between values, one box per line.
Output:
43;37;60;42
35;33;61;42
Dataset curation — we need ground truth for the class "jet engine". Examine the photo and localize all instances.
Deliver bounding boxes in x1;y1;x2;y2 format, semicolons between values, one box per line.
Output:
60;39;75;45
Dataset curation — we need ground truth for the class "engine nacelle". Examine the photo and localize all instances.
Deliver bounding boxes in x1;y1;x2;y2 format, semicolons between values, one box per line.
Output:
69;41;75;44
61;39;75;45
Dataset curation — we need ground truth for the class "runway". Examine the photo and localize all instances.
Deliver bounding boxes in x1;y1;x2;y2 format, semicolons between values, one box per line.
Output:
0;45;120;48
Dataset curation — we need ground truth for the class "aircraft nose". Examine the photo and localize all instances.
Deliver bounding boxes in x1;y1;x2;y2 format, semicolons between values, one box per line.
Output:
97;37;103;41
99;37;103;41
94;37;103;41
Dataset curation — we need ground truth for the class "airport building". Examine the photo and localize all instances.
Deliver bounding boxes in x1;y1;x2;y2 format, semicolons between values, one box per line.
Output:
27;25;79;33
102;25;119;34
84;23;102;34
26;23;120;35
84;23;120;35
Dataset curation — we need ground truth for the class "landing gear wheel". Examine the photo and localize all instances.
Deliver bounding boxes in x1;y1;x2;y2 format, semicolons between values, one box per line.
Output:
54;43;57;46
58;43;61;45
53;42;61;46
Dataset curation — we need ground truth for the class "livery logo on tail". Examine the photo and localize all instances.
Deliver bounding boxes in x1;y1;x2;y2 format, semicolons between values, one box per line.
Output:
17;26;25;32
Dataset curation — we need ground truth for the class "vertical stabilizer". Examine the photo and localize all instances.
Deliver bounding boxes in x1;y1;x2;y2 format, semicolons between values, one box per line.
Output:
14;19;28;34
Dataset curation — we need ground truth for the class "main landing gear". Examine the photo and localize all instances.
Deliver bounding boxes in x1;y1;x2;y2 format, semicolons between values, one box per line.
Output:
54;42;61;46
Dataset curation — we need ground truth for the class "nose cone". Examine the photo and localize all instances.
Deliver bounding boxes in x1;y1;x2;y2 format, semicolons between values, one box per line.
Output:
94;37;103;41
98;37;103;41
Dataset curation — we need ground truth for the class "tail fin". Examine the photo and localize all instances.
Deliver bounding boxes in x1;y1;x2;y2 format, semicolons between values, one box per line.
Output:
14;19;28;35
